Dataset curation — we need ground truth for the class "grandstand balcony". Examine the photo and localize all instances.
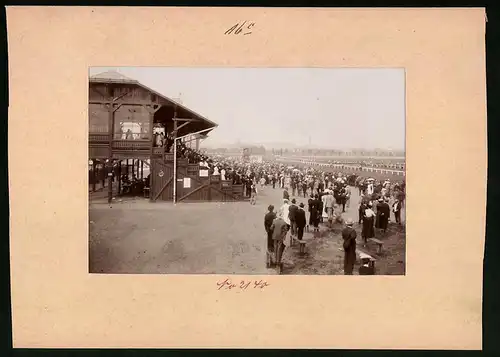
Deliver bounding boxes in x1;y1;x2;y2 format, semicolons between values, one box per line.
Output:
88;71;217;161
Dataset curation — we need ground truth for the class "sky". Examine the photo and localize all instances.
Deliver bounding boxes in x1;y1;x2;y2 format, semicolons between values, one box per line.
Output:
89;67;405;150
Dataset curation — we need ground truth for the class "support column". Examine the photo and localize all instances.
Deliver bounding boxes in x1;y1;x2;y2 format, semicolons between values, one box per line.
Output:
118;160;122;195
141;160;144;179
92;160;96;192
107;102;114;204
107;159;113;202
173;108;178;203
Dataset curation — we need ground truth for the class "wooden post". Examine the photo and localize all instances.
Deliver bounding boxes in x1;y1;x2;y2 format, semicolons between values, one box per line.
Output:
149;110;155;156
92;160;96;192
107;103;114;204
126;159;130;178
118;160;122;195
137;159;140;179
141;160;144;179
107;160;113;203
173;109;178;203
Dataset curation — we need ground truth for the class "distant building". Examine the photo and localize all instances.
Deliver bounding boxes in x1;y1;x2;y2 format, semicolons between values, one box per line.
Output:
242;146;266;162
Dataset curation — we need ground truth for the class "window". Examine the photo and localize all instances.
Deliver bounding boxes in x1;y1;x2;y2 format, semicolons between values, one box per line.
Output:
114;106;151;140
89;104;109;133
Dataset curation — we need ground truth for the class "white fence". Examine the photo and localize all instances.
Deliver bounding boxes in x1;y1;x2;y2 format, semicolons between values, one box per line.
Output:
275;158;406;177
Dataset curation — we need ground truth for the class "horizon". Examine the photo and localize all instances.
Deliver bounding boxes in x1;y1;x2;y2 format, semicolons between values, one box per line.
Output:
199;141;406;151
90;67;406;151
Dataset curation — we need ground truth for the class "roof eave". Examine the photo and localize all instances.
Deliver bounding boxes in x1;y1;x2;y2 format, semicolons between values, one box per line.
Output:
90;73;218;130
89;78;139;85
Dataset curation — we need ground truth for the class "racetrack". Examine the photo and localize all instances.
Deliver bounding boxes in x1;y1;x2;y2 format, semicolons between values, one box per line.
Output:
273;158;406;183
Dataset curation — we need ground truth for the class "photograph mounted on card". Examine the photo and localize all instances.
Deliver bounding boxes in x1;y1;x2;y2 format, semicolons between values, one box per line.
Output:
7;6;486;350
87;67;406;276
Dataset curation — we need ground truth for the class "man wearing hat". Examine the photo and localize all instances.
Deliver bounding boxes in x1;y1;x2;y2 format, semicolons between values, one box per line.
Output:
288;198;299;237
375;197;391;233
295;202;307;241
392;198;402;225
264;205;277;252
270;214;289;274
342;218;357;275
283;188;290;201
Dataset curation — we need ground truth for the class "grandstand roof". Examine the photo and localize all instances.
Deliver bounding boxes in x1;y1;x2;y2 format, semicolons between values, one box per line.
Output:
90;71;218;135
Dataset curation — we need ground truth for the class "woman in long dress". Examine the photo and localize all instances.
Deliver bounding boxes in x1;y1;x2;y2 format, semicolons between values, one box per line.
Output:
310;195;321;232
307;195;314;230
375;198;390;232
259;176;266;188
317;192;324;224
321;190;330;221
250;183;257;205
358;200;366;225
362;203;376;246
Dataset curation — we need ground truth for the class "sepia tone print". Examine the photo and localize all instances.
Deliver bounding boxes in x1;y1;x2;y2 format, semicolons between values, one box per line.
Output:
88;67;406;275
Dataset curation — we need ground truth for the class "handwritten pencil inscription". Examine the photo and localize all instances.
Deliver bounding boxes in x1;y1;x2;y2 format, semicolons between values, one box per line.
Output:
224;21;255;36
216;278;270;290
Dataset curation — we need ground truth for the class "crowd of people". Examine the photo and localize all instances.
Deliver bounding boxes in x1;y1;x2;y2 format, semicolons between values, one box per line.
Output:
326;160;405;170
232;161;406;275
113;133;406;275
97;142;406;275
181;151;405;275
153;131;175;151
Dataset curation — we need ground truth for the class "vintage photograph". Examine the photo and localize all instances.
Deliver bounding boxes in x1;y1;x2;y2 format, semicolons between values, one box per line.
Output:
88;67;406;275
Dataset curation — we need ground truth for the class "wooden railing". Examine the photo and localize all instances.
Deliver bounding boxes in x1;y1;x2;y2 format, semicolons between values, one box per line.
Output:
187;164;199;176
165;153;174;161
232;184;244;198
152;147;164;156
112;140;151;151
210;175;220;183
89;133;109;143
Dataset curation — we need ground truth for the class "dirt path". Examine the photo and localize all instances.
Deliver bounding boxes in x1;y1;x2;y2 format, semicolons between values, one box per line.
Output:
89;184;405;275
279;186;406;275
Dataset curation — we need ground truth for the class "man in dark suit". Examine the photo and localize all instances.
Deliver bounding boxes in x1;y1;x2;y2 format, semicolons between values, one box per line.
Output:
283;188;290;201
342;219;357;275
295;203;307;241
376;197;391;233
264;205;276;251
270;216;289;273
318;181;324;193
288;198;299;237
301;180;308;198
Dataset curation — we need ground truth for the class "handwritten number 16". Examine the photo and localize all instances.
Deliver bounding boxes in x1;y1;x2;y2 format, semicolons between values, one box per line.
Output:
225;21;254;35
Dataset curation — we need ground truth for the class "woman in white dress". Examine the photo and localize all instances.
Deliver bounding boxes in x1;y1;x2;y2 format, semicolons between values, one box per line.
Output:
321;189;330;221
259;176;266;188
362;203;376;246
